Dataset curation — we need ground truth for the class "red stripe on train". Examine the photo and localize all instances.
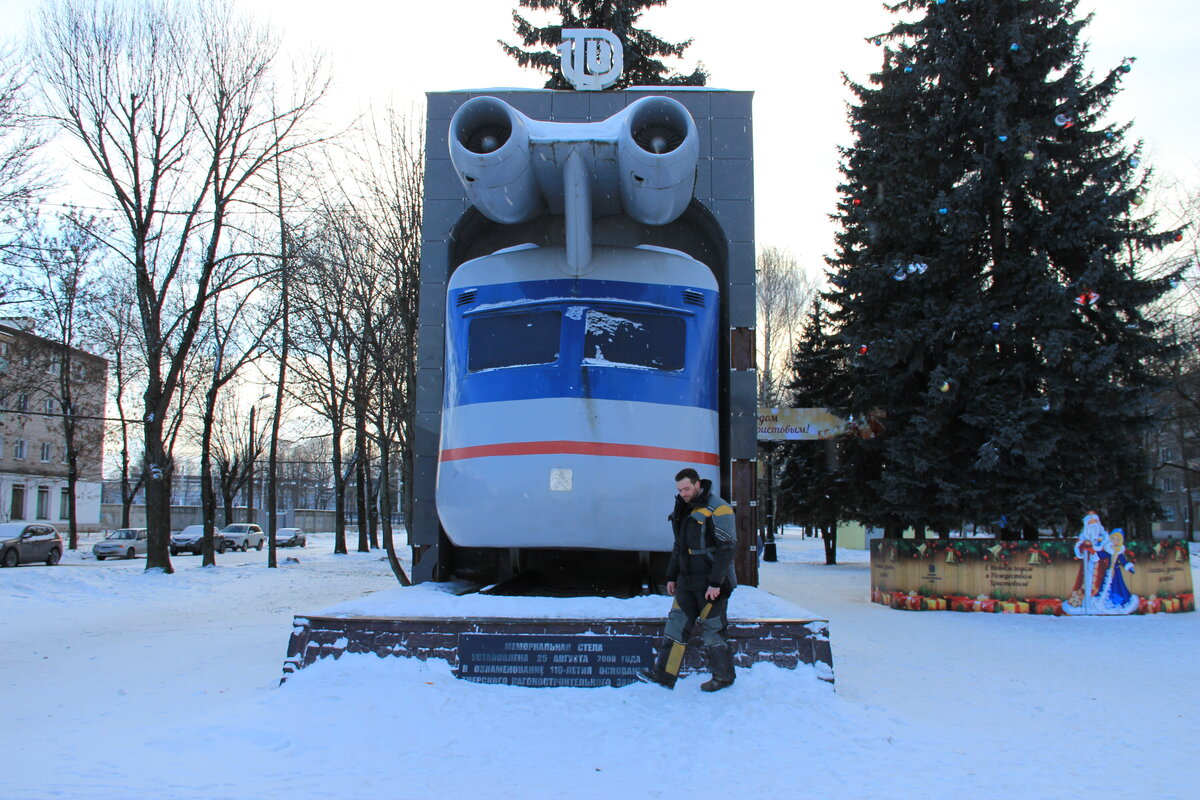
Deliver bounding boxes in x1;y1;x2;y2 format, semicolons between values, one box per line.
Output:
439;440;720;465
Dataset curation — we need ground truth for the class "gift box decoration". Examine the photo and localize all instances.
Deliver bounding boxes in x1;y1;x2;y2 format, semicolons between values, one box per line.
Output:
1030;598;1063;616
1179;593;1195;612
1137;596;1162;614
947;595;973;612
1162;598;1181;613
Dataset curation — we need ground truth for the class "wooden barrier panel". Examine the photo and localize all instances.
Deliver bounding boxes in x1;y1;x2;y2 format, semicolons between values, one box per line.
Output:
870;538;1194;616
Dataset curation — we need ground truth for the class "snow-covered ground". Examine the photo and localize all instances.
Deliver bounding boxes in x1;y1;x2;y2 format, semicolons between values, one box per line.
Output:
1;530;1196;799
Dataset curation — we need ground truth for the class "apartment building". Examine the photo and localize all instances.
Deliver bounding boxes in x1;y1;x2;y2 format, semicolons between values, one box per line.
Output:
0;319;108;530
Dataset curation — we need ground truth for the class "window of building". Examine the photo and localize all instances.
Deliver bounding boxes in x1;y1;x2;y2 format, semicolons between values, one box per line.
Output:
13;439;26;460
1163;505;1177;522
468;311;562;372
1161;476;1178;493
48;356;61;376
10;485;25;520
71;362;85;380
583;310;685;371
16;393;28;412
36;486;49;520
60;488;71;520
45;398;56;414
40;442;53;462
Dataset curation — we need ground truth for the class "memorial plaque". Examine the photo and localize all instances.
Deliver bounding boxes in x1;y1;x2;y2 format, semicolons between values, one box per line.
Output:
456;633;655;687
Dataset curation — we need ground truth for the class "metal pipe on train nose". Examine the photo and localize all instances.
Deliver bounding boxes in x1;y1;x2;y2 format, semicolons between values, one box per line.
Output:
449;97;543;224
617;96;699;226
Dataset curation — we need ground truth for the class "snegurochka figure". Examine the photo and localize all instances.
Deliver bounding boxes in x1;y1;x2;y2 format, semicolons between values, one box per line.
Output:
639;468;737;692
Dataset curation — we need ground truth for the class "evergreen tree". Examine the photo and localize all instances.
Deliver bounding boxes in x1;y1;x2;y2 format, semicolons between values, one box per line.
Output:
777;299;849;563
823;0;1181;539
500;0;707;89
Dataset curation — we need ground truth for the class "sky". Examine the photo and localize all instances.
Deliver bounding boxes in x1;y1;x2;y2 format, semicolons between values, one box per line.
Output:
3;0;1198;279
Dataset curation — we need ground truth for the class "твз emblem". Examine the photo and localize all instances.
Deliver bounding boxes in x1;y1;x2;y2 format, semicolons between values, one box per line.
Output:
559;29;623;91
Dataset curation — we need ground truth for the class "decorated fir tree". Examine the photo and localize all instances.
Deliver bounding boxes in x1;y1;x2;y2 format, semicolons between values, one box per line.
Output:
500;0;707;89
820;0;1181;538
777;299;850;563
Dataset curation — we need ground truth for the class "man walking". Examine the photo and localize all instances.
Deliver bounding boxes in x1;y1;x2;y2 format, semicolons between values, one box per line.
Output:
639;468;737;692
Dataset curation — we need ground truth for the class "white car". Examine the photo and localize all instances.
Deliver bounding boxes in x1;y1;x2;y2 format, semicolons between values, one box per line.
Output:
93;528;148;560
220;523;265;551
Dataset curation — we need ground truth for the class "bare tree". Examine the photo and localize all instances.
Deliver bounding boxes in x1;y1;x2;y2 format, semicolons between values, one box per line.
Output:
278;436;334;511
290;217;357;555
756;246;811;406
208;391;271;527
30;0;327;572
90;266;146;526
190;272;278;565
0;46;50;241
5;209;107;549
353;109;423;563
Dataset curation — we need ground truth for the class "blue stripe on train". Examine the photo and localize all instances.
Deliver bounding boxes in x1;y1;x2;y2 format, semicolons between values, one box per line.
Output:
446;278;719;410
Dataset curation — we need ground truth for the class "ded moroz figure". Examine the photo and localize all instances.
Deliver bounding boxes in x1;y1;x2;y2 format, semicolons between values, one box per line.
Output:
639;468;737;692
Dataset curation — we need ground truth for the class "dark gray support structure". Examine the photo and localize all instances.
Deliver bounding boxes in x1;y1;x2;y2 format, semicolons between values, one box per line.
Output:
412;89;756;583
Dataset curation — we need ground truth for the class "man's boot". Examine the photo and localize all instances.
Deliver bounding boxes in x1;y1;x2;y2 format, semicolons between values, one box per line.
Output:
637;636;682;689
700;643;735;692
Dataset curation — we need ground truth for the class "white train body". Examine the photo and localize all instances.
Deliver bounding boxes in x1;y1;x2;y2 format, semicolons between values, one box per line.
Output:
436;244;719;551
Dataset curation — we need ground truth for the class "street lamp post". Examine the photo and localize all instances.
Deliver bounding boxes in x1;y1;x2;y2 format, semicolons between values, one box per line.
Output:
247;405;256;525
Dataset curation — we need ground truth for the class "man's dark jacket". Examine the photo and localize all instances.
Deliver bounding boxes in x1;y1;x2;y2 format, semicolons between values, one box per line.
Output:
665;479;737;591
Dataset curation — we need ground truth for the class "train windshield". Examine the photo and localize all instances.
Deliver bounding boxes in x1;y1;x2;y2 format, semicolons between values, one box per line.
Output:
584;310;685;371
468;310;562;371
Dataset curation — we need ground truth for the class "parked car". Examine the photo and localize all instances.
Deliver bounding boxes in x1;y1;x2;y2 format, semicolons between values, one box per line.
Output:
0;522;63;567
170;524;227;556
220;523;265;551
93;528;148;560
276;527;306;548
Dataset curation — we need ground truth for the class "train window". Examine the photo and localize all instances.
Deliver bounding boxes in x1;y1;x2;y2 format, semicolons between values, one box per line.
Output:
584;311;684;371
468;311;561;371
